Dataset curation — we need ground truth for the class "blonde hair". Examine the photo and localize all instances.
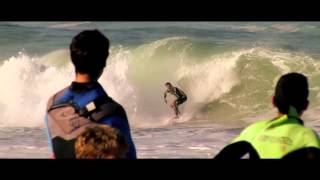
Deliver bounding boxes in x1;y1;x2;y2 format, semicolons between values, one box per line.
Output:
75;125;129;159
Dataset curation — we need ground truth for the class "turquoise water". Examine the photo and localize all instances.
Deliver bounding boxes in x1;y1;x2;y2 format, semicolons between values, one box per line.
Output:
2;22;320;56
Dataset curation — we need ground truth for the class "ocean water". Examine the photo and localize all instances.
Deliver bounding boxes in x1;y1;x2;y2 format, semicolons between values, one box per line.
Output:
1;22;320;158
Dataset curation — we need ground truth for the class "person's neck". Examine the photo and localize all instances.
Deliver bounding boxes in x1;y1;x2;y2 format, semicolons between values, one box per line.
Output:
277;112;285;118
276;111;302;119
75;74;94;83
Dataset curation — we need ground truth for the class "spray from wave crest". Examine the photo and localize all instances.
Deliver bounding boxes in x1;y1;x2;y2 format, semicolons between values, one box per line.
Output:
0;52;73;127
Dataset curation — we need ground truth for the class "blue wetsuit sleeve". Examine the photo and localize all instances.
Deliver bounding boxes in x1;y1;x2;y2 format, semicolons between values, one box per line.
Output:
100;116;137;159
44;114;53;153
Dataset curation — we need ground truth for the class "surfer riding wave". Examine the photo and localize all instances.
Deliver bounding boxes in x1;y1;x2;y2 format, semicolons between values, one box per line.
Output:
164;82;187;119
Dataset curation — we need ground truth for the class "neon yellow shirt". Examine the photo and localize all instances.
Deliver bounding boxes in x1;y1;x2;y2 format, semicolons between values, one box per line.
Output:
232;107;320;158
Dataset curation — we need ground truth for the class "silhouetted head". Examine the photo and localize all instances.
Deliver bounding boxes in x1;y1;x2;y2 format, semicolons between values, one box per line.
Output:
70;29;109;81
273;72;309;115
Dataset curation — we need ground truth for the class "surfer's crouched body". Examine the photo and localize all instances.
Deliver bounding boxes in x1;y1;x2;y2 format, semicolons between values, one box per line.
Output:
44;30;136;159
164;82;187;118
215;73;320;159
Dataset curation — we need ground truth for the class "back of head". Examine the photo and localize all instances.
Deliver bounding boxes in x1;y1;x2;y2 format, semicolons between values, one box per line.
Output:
75;125;129;159
70;29;110;79
274;72;309;114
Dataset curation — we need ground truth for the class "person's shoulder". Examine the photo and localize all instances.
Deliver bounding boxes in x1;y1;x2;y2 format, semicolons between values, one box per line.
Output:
235;120;270;140
300;126;320;141
106;96;123;107
289;122;317;136
295;127;320;148
102;95;128;117
243;119;270;132
46;86;69;109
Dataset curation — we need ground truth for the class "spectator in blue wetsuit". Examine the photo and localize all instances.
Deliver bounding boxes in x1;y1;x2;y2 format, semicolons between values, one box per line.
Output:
44;29;136;159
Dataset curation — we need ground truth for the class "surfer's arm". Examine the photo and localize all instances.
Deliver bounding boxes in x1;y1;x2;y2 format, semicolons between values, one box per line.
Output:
181;90;187;98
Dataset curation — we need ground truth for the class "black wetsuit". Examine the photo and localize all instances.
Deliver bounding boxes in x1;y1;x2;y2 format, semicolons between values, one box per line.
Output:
172;87;187;105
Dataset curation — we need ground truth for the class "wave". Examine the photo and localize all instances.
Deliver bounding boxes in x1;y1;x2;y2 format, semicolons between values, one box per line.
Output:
1;37;320;128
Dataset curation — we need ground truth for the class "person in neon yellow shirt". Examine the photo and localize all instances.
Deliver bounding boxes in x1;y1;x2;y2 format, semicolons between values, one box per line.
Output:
219;73;320;159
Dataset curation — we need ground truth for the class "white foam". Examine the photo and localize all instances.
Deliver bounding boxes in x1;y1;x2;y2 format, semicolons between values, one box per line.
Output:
0;52;73;127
